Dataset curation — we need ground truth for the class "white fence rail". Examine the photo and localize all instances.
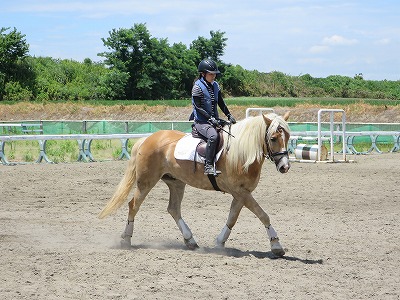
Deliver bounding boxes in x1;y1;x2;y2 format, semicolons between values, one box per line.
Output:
1;130;399;165
289;130;400;156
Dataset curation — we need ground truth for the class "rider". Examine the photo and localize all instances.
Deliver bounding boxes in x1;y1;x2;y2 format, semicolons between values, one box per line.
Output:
189;58;236;176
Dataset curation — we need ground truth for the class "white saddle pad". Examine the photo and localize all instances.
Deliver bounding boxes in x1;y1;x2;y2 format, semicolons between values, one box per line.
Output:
174;134;223;163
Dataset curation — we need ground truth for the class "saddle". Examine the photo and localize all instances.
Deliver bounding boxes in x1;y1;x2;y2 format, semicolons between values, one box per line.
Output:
191;126;224;159
174;129;224;163
174;129;225;192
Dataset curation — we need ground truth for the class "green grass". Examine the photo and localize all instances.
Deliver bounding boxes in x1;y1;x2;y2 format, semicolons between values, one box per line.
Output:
82;97;400;107
4;141;40;162
2;139;136;163
328;141;394;153
3;97;396;107
225;97;400;107
46;140;78;163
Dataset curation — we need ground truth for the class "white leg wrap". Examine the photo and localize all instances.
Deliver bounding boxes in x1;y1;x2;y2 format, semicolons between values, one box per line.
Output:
177;218;192;240
266;225;278;240
122;220;134;238
267;225;285;256
216;225;231;246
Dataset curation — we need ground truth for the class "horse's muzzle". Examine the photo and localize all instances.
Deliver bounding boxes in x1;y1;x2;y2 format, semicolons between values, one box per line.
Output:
275;155;291;173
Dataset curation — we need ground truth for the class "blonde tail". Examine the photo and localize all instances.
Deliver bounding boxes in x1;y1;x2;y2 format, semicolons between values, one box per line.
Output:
98;137;146;219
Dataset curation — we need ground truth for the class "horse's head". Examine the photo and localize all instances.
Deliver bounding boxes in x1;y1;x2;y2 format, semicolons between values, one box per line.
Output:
263;112;291;173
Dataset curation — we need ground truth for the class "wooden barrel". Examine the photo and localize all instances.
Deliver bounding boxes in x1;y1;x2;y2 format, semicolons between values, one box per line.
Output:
294;144;328;161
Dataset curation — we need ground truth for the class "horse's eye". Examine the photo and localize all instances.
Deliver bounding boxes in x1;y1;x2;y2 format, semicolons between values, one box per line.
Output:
270;137;277;142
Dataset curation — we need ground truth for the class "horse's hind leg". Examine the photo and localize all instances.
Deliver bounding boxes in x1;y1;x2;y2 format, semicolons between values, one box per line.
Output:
120;180;158;247
120;193;144;248
163;177;199;250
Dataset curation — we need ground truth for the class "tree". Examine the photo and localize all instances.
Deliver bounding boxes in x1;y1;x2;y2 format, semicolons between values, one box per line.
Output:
219;64;247;96
190;30;227;63
99;23;199;99
0;27;29;71
0;27;32;100
99;23;154;99
31;56;128;101
169;42;199;98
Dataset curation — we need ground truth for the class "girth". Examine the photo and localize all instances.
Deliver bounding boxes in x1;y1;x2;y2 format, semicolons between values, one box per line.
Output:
191;131;223;192
207;174;221;192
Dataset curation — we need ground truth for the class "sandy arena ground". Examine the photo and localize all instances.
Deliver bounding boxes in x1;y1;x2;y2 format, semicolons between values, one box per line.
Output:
1;153;399;299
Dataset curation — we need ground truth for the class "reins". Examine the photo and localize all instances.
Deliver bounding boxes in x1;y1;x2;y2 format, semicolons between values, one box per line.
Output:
225;123;233;152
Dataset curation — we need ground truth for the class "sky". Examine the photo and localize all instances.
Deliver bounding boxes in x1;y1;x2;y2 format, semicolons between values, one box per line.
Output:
2;0;400;80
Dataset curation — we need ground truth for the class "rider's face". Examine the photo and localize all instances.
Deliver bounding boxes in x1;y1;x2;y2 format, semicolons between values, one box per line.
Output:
204;72;216;83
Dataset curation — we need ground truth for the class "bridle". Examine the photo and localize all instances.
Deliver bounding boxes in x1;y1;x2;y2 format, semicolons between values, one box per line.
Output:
264;126;289;163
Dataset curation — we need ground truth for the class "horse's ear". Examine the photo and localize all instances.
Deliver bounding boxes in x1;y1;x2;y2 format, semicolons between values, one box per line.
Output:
262;114;272;126
283;111;290;121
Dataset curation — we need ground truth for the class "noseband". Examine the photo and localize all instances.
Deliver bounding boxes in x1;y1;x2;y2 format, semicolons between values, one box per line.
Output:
264;126;288;162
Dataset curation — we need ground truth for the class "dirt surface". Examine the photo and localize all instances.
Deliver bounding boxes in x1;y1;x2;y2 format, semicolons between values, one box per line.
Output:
1;153;399;299
1;101;400;123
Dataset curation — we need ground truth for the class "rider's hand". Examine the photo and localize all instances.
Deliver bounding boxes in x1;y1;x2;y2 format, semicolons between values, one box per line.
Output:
218;119;228;127
228;114;236;124
209;117;219;127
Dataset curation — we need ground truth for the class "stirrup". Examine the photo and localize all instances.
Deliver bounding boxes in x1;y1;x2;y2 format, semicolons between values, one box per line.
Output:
204;164;221;176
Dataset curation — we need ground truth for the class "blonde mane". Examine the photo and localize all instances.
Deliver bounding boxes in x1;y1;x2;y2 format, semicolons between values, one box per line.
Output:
223;113;290;173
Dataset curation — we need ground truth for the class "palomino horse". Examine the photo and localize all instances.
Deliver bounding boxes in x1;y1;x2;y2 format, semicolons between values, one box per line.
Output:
99;112;291;257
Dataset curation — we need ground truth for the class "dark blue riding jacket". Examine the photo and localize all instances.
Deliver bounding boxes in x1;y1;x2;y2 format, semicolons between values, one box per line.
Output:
190;77;228;123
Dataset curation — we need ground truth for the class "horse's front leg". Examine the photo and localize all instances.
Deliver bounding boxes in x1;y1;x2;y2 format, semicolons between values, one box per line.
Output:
265;225;285;257
240;193;285;257
216;198;243;247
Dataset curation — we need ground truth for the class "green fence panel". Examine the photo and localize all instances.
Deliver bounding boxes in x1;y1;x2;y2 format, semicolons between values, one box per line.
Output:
2;120;399;147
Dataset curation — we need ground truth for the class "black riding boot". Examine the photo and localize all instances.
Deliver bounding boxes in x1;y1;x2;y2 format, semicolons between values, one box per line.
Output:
204;139;221;176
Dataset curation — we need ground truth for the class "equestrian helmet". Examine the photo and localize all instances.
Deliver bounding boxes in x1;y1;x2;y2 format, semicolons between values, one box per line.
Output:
198;59;220;74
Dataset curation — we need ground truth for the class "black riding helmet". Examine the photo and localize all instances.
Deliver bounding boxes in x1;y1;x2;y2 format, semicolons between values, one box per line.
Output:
198;59;220;74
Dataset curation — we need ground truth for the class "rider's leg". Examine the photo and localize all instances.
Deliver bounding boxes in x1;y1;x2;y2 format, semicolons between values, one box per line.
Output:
193;123;220;175
204;138;221;175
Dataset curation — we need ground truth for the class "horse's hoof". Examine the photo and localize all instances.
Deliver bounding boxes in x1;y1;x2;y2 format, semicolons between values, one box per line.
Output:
215;238;226;248
120;239;131;249
270;238;285;257
215;242;225;249
271;247;285;257
120;233;132;249
184;237;199;250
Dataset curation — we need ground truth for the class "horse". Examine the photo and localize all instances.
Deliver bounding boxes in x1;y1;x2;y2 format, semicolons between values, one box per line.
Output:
98;112;291;257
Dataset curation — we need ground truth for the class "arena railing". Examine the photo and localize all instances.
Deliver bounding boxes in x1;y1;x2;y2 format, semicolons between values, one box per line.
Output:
0;133;151;165
1;120;399;165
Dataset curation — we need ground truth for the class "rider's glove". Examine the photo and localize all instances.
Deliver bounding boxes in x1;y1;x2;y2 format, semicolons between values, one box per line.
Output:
218;119;228;127
208;117;219;127
228;114;237;124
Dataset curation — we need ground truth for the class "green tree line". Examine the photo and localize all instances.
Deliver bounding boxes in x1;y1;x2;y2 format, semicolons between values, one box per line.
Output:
1;24;399;102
